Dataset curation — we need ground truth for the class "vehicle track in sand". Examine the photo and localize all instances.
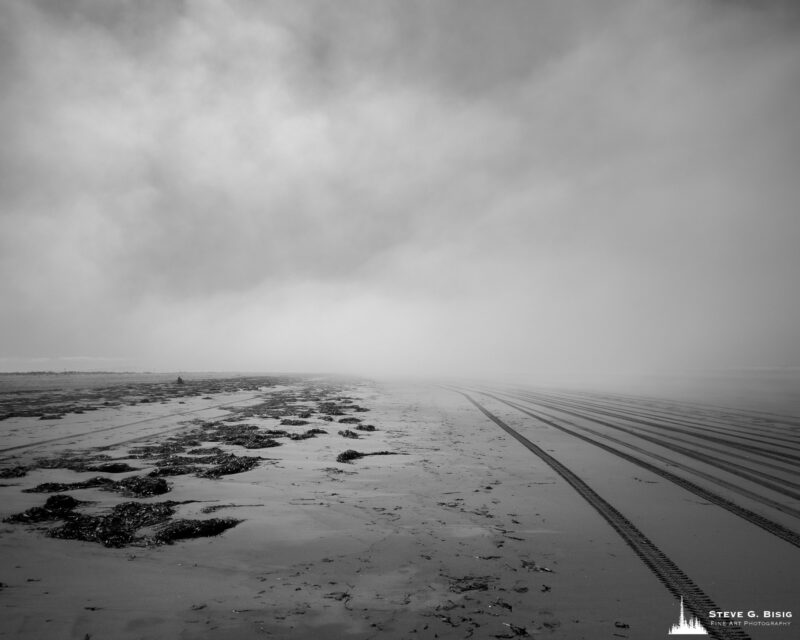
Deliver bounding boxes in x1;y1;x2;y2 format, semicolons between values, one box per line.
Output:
492;389;800;502
475;389;800;546
0;394;262;456
455;390;752;640
529;388;800;450
513;389;800;464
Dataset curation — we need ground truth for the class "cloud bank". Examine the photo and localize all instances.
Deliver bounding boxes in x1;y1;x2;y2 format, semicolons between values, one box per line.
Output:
1;0;799;377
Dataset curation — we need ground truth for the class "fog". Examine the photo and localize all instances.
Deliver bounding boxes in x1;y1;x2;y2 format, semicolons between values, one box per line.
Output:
1;0;799;379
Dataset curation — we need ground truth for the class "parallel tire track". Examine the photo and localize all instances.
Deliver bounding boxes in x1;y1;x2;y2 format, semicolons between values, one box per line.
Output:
517;390;800;464
0;395;261;456
483;390;800;546
507;390;800;500
534;390;800;450
457;390;750;640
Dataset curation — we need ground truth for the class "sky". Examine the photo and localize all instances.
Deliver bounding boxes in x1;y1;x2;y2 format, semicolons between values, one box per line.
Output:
1;0;799;378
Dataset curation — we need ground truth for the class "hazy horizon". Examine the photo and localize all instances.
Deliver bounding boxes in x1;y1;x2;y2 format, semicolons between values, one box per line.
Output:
2;1;799;379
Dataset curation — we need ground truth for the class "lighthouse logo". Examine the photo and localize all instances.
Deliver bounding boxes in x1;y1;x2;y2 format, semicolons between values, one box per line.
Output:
668;597;708;635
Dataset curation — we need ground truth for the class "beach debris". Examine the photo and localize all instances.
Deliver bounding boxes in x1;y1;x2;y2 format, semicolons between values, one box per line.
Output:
355;424;377;431
288;428;327;441
148;465;202;477
197;455;261;478
187;446;226;455
176;376;185;385
280;419;309;426
521;559;553;573
490;599;513;611
335;449;397;463
114;475;170;497
34;454;113;472
130;442;188;458
336;449;365;463
152;518;242;544
200;503;264;514
24;475;169;497
222;433;281;449
541;584;551;592
0;466;29;478
338;417;362;424
448;576;491;593
24;477;115;493
5;494;84;523
319;403;346;416
86;462;139;473
338;430;360;439
49;501;178;547
496;622;530;637
615;621;630;629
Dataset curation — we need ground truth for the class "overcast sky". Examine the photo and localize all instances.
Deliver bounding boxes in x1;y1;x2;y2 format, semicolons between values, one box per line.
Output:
1;0;799;378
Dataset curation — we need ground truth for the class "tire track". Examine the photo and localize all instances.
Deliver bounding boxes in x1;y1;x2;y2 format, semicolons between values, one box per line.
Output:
456;390;751;640
515;390;800;467
504;390;800;500
0;395;261;455
533;389;800;450
480;389;800;544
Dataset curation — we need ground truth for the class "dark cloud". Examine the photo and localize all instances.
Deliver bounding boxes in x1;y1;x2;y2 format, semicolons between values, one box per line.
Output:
1;0;799;375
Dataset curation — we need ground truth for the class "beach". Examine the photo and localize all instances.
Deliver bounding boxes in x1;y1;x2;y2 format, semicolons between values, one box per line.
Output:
0;374;797;639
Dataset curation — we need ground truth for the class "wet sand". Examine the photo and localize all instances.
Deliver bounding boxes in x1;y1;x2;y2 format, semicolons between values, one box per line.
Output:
0;376;796;639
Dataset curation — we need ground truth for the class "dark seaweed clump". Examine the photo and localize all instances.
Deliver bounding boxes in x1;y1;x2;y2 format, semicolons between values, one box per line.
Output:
355;424;377;432
114;475;170;497
335;449;397;463
280;418;309;426
338;430;360;439
148;464;203;477
197;455;261;478
152;518;242;544
4;494;83;523
35;454;113;472
24;476;115;493
0;466;29;479
288;428;327;441
199;423;282;449
338;417;362;424
85;462;139;473
24;475;169;497
48;501;178;547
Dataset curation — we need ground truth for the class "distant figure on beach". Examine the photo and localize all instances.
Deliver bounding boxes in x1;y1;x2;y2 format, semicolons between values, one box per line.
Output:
176;376;184;385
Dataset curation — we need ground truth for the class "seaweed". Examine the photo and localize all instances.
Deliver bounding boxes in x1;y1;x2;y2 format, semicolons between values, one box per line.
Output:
4;494;83;523
85;462;139;473
148;465;202;477
338;417;362;424
151;518;242;544
449;576;491;593
338;430;360;439
355;424;377;432
280;419;309;426
24;477;115;493
24;475;169;497
198;455;261;478
113;475;170;497
288;428;327;441
0;466;29;479
48;501;178;547
336;449;364;463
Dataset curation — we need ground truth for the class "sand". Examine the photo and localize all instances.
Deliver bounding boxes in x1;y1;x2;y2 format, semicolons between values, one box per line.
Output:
0;375;797;639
